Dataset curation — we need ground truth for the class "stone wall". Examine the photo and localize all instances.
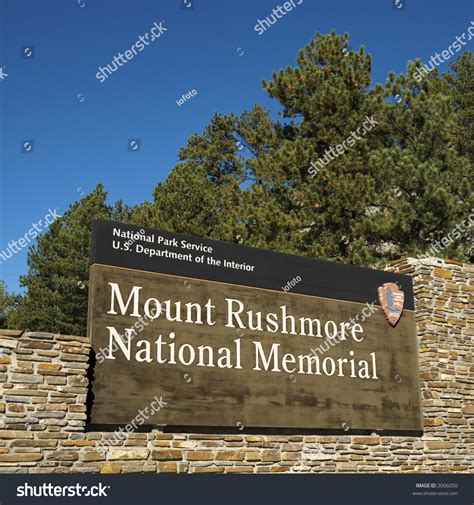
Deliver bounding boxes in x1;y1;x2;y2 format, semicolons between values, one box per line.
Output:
0;257;472;474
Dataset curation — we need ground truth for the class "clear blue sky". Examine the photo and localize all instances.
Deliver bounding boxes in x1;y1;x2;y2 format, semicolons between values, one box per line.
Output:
1;0;473;292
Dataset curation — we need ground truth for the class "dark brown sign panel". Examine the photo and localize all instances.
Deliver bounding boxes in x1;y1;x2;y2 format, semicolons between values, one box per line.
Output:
88;221;422;432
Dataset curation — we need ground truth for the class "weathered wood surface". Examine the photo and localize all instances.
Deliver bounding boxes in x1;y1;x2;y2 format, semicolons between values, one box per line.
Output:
88;264;422;431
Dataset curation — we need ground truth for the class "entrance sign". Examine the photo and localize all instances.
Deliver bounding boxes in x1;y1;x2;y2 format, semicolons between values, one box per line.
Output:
88;219;422;432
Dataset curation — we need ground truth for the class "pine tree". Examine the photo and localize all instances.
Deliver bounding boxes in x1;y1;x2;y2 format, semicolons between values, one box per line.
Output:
0;281;17;328
372;57;473;261
8;185;131;335
429;51;474;166
247;31;387;263
140;32;473;265
132;112;245;242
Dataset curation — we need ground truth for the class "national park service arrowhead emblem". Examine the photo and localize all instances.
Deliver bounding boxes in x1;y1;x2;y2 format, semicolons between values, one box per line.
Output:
378;282;404;327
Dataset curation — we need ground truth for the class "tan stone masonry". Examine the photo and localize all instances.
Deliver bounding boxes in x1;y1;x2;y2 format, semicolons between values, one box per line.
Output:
0;257;472;473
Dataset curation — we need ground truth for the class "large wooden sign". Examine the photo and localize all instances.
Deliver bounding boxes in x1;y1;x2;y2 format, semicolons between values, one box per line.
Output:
88;219;422;432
